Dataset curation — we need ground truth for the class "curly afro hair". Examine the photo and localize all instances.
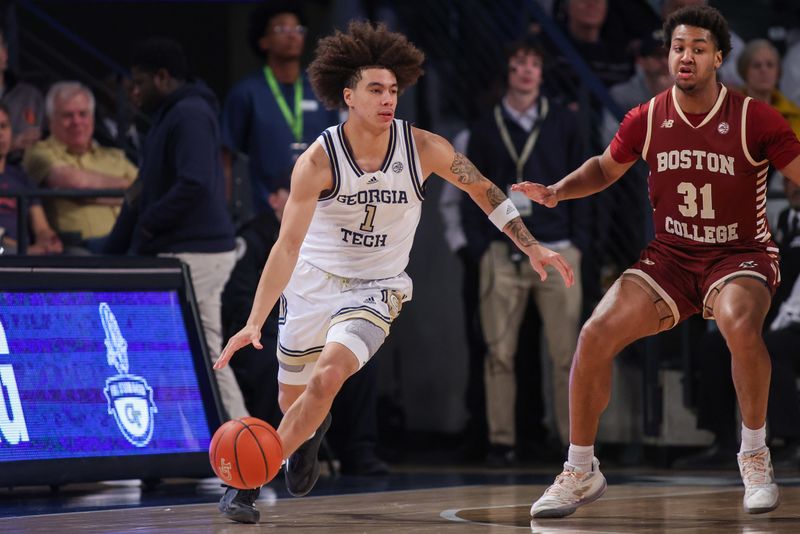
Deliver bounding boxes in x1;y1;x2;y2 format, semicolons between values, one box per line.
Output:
663;5;732;60
307;20;425;109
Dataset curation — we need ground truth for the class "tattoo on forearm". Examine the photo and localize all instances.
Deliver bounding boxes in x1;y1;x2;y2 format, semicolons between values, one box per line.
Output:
450;152;481;185
506;218;538;247
451;152;506;209
486;185;505;209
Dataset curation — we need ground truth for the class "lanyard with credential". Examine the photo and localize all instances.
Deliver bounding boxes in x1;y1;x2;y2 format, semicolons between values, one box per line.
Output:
494;96;549;182
263;66;304;143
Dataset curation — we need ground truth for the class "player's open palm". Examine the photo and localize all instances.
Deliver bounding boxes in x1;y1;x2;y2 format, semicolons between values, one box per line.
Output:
214;324;262;370
527;244;574;287
511;182;558;208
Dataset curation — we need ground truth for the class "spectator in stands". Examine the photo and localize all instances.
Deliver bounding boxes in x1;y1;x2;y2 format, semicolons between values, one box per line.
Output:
738;39;800;139
461;39;588;465
0;29;43;156
222;175;388;474
544;0;636;103
94;72;144;165
606;33;672;126
22;81;136;253
0;101;61;255
221;0;339;221
674;177;800;469
104;37;247;420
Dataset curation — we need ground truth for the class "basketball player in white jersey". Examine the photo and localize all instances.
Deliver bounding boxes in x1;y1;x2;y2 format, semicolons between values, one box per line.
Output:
213;21;574;524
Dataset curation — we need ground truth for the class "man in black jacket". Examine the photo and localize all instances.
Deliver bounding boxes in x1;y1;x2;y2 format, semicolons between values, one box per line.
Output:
462;39;590;464
104;37;248;421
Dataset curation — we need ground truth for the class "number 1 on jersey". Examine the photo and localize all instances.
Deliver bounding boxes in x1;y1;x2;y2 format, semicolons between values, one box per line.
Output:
360;204;377;232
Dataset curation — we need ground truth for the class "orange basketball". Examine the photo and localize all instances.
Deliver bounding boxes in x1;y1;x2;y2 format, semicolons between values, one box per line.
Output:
209;417;284;489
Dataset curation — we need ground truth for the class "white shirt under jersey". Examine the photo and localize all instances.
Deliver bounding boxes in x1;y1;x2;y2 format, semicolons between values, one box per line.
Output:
299;119;426;279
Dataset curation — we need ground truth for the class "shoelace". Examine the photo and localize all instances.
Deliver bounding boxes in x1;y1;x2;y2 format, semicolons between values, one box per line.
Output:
740;450;771;486
543;469;584;497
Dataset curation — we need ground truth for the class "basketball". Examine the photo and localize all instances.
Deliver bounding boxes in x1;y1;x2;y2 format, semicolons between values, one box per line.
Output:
209;417;284;489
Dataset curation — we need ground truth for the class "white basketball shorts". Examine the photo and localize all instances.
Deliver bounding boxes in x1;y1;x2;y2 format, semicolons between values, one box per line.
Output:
276;258;413;385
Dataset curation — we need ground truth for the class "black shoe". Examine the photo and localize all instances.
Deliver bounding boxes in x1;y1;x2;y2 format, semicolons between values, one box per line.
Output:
218;485;261;524
672;443;737;470
486;444;516;468
286;413;332;497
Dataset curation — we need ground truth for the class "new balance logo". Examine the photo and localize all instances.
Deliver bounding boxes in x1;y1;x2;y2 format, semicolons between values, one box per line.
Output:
739;260;757;268
660;119;674;128
367;176;379;184
364;296;376;304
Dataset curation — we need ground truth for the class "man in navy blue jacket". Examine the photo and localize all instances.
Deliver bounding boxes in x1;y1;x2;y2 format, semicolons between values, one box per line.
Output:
104;37;248;421
461;39;590;465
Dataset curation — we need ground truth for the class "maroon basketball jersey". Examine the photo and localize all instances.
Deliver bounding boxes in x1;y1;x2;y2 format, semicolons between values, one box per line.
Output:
641;86;772;251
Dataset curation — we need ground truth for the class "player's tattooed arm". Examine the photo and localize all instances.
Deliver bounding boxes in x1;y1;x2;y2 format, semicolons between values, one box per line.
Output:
450;152;507;209
486;183;505;209
449;152;481;185
506;218;538;247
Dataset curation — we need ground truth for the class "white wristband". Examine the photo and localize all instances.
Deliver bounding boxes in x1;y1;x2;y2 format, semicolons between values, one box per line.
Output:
488;198;520;231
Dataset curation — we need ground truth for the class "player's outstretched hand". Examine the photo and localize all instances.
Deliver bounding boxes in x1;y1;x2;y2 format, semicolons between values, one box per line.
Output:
526;244;574;287
511;182;558;208
214;324;262;370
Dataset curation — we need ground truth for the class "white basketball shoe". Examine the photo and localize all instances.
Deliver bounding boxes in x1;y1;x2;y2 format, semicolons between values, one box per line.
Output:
530;457;607;518
738;446;779;514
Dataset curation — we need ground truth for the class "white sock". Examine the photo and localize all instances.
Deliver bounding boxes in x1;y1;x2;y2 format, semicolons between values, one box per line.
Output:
740;423;767;454
567;444;594;472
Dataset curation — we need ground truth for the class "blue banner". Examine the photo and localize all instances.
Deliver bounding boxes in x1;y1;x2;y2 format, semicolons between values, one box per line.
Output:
0;291;213;460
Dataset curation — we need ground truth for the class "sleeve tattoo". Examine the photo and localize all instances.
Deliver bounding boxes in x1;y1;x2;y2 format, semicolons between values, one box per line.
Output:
450;152;507;208
506;219;538;247
450;152;481;185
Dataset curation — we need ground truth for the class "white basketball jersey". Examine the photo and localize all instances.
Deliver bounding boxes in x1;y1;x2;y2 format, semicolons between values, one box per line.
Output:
299;119;426;279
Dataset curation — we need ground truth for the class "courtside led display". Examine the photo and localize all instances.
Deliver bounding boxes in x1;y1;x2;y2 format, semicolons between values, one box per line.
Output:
0;291;213;461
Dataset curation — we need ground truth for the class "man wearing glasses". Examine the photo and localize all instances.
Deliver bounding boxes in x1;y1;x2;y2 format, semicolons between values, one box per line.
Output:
221;1;339;220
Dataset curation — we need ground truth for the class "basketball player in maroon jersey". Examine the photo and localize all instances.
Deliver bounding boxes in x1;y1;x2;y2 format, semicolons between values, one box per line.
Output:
514;5;800;518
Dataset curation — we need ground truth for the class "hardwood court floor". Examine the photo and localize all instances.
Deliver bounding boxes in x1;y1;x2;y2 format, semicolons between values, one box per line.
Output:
2;469;800;533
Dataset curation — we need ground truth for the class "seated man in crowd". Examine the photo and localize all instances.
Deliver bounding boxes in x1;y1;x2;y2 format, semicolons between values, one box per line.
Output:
0;102;61;254
22;81;136;253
